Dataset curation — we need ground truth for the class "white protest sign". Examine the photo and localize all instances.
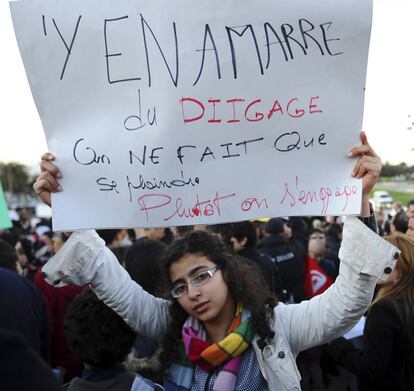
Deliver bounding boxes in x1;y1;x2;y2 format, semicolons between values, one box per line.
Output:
10;0;372;231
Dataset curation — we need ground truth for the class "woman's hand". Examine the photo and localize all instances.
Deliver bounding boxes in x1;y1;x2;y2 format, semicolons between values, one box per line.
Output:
348;132;382;217
33;153;62;207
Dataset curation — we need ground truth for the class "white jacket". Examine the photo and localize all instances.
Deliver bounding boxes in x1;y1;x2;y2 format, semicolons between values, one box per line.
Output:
44;217;399;391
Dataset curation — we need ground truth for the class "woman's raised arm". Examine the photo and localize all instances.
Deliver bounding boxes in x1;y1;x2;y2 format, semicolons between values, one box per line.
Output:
34;154;171;339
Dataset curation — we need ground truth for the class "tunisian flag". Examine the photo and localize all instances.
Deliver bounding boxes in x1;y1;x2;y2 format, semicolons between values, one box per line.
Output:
304;255;333;298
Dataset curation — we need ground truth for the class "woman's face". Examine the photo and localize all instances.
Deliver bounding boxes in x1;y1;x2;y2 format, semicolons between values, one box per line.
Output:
52;234;65;254
169;254;234;325
15;242;28;267
41;234;53;252
143;227;165;241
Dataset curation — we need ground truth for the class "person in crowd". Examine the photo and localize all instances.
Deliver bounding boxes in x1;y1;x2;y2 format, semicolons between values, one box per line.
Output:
0;226;20;248
124;238;168;383
206;223;234;249
391;211;409;234
51;231;69;254
383;212;393;236
63;289;163;390
0;266;50;361
324;223;343;258
406;200;414;219
142;227;174;245
375;208;386;236
14;206;33;235
249;219;267;241
127;228;137;242
0;239;19;272
306;229;338;284
97;229;131;265
14;237;37;278
407;216;414;239
34;264;85;382
230;220;274;291
35;133;400;390
257;216;308;303
392;202;404;215
32;230;55;264
125;238;167;297
299;229;338;391
172;225;194;239
0;329;61;391
328;232;414;391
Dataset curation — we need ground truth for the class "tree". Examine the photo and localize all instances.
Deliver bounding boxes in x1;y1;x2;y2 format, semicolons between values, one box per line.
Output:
0;162;31;193
380;162;414;178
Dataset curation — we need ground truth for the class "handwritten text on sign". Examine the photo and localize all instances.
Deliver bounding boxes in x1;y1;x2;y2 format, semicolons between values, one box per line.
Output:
10;0;372;230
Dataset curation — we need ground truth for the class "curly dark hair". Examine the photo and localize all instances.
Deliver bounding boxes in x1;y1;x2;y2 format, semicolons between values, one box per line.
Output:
159;230;278;373
64;288;136;369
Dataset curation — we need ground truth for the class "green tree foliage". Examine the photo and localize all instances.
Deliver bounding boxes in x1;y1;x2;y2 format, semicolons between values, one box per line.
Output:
380;162;414;178
0;162;31;193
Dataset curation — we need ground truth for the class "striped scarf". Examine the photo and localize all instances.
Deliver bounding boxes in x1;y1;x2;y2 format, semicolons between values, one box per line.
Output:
165;304;254;391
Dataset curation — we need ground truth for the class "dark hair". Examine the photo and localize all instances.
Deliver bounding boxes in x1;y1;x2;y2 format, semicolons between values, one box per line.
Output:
127;229;136;241
0;239;17;272
0;228;20;248
326;223;343;239
159;230;277;372
264;218;285;235
96;229;123;246
206;223;234;248
18;238;36;264
64;289;136;369
231;221;257;247
125;238;167;296
162;228;174;245
175;225;194;237
40;231;53;240
407;200;414;208
393;212;409;234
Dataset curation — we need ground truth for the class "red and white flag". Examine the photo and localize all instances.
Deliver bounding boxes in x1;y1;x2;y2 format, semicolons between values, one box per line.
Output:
304;255;333;298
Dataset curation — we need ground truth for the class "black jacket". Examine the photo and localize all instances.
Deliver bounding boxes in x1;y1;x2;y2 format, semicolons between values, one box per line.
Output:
258;218;308;303
329;299;414;391
0;329;61;391
0;267;50;360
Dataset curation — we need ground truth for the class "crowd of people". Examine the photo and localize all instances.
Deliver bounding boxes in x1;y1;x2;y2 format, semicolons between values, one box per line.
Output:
0;137;413;391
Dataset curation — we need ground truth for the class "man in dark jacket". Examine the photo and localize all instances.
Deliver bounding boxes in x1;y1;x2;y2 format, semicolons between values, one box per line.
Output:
258;217;308;303
0;329;61;391
0;266;50;360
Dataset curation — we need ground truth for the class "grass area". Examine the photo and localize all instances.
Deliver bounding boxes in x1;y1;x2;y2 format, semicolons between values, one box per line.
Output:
372;189;413;206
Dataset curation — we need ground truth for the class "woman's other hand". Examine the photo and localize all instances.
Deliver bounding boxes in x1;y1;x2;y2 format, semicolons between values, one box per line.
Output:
348;132;382;217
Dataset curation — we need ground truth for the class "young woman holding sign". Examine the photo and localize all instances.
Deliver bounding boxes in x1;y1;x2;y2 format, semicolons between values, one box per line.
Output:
34;133;399;391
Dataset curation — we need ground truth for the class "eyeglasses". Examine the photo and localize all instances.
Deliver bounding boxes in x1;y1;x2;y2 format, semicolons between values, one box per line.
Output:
171;266;220;299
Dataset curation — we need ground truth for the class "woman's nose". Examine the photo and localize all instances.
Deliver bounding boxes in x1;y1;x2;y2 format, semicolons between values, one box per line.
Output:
187;283;202;299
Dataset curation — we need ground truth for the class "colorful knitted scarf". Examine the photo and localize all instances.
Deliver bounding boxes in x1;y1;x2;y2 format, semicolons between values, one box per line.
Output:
165;304;254;391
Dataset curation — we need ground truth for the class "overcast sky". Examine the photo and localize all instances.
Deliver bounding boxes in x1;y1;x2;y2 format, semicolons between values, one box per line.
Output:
1;0;413;170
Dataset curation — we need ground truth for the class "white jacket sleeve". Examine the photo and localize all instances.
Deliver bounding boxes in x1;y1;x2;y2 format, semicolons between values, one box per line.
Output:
277;216;400;355
42;230;171;339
